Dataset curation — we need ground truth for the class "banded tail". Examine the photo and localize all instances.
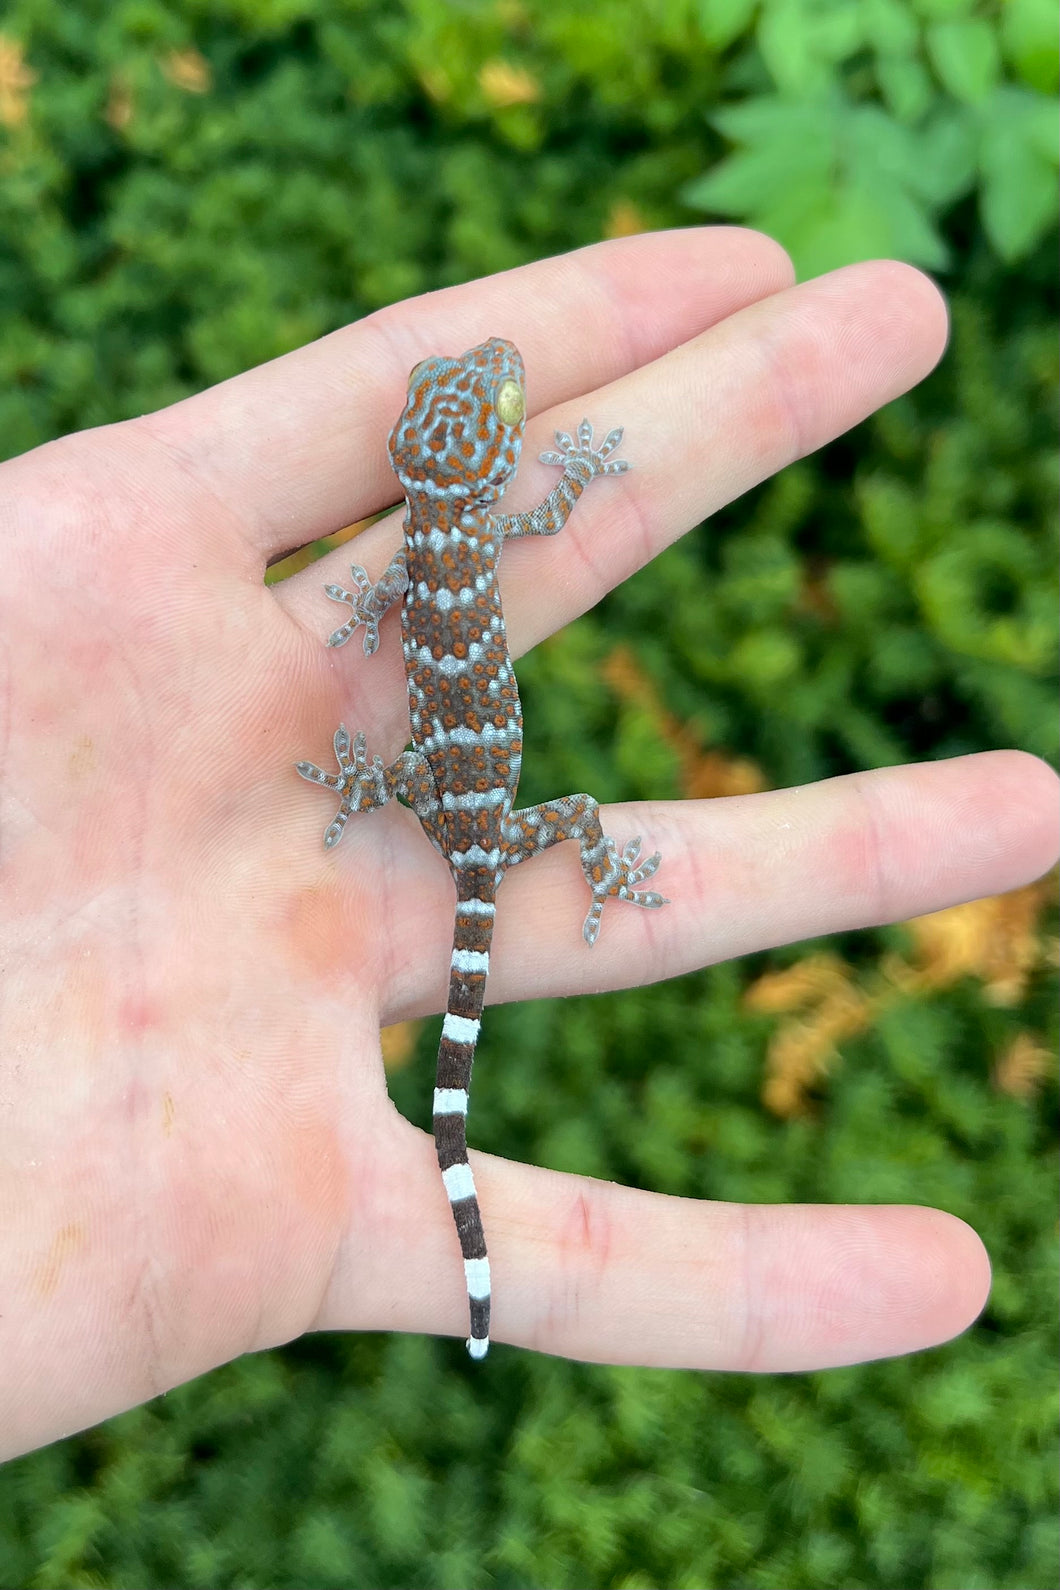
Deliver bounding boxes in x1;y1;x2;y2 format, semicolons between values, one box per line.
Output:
433;876;497;1359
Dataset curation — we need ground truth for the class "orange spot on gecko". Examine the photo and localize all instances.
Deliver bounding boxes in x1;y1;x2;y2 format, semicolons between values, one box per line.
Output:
162;1091;176;1135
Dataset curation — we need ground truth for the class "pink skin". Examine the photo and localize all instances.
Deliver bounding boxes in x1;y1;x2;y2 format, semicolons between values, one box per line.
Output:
0;228;1056;1459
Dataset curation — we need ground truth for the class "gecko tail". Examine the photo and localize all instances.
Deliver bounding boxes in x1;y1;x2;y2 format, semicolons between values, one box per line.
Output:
433;878;497;1360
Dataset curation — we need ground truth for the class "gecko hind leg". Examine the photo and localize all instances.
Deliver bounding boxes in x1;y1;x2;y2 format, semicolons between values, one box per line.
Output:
500;793;666;946
297;725;445;851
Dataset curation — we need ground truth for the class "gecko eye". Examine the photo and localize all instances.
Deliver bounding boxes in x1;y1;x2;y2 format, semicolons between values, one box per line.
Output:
495;379;525;426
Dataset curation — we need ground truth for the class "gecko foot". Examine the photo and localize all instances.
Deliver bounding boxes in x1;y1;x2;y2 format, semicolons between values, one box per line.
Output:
295;725;386;848
324;564;382;655
582;836;666;947
539;418;629;482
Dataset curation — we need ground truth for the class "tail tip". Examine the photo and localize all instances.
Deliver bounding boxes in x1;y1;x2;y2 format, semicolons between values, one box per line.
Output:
467;1335;490;1361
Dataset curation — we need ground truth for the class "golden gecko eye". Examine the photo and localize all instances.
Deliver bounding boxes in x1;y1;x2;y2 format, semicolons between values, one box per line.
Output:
495;379;525;426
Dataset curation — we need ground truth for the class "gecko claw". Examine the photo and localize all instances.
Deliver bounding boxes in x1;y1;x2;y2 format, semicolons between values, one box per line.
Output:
295;723;385;847
325;566;382;655
538;418;629;481
581;837;665;944
295;759;342;790
323;808;353;848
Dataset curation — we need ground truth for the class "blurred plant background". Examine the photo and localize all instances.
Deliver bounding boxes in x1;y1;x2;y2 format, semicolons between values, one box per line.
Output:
1;0;1057;1585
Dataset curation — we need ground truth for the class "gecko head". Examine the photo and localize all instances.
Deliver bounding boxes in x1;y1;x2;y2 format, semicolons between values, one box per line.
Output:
387;337;526;503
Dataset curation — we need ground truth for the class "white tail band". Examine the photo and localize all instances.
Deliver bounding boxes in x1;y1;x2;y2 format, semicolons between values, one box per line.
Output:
442;1162;477;1203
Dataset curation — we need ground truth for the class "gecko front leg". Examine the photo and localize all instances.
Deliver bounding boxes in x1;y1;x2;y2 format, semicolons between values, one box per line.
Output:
324;547;409;655
296;724;444;852
492;419;628;541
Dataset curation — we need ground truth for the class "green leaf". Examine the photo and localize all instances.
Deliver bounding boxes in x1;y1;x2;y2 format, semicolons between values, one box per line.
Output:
1015;89;1060;163
757;0;832;94
683;99;834;214
926;17;1002;103
978;87;1060;261
807;0;866;64
910;0;975;17
857;474;925;567
711;95;833;145
906;106;978;204
681;143;828;216
863;0;920;56
695;0;759;51
728;628;803;688
781;173;948;277
877;54;935;123
687;97;954;274
1000;0;1060;94
915;520;1057;670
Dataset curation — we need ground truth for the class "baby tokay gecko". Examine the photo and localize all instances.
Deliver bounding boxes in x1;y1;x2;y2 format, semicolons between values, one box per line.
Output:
297;338;666;1359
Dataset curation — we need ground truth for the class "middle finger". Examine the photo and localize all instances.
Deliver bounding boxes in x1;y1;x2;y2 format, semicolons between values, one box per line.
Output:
368;751;1057;1020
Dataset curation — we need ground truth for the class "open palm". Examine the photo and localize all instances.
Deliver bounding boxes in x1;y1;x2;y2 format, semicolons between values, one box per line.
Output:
2;228;1056;1460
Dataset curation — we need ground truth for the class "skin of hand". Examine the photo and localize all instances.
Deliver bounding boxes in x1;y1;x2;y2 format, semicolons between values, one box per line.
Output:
0;228;1057;1462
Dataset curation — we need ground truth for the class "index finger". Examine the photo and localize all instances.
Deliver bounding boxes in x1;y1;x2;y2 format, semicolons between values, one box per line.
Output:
142;229;793;556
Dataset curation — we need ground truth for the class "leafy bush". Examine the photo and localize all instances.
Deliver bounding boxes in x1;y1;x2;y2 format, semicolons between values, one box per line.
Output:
682;0;1057;275
0;1;1056;1587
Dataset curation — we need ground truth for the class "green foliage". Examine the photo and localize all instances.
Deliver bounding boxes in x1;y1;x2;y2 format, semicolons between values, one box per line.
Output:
604;292;1059;779
681;0;1059;274
0;1;1056;1588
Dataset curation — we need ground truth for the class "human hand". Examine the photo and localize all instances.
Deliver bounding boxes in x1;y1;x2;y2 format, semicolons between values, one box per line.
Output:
1;228;1056;1459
